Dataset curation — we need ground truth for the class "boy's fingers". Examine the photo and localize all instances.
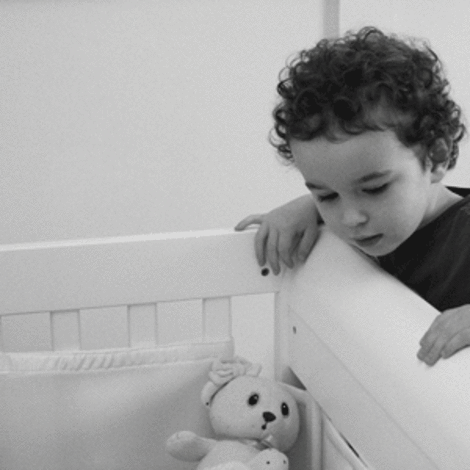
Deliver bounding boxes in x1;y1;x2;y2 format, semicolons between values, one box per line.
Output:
441;329;470;358
296;226;319;262
234;214;264;231
417;324;440;364
254;224;268;266
419;314;441;348
292;227;316;263
418;331;443;364
277;232;296;269
418;337;445;365
265;231;281;275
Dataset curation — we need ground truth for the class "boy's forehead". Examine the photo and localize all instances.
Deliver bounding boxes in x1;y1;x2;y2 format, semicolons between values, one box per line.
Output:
290;130;415;187
290;129;399;159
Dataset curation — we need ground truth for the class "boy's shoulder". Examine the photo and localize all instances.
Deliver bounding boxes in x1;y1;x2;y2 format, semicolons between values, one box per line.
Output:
413;186;470;244
446;187;470;223
448;186;470;198
379;187;470;310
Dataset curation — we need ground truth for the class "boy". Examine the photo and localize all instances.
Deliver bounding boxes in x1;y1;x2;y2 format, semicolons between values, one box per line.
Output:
235;27;470;367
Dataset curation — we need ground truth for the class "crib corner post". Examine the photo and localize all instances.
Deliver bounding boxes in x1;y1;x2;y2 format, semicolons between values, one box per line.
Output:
273;286;296;385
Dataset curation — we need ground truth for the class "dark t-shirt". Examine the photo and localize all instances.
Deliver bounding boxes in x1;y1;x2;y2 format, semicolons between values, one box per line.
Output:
378;187;470;311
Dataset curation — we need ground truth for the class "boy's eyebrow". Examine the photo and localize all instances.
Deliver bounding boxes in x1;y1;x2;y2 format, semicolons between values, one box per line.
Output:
354;170;392;184
304;171;392;191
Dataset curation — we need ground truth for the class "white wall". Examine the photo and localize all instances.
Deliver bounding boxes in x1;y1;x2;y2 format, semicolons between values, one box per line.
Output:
0;0;324;244
339;0;470;187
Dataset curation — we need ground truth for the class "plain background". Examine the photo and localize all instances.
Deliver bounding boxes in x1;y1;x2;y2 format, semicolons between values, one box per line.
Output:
1;1;468;246
0;0;320;245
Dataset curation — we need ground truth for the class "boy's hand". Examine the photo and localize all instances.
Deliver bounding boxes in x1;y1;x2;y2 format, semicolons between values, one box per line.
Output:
234;195;320;275
418;305;470;366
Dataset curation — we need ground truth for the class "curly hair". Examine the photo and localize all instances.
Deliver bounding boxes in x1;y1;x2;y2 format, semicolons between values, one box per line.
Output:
271;27;466;169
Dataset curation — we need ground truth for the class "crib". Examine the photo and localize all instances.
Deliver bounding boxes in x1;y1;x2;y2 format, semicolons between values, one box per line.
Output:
1;228;470;470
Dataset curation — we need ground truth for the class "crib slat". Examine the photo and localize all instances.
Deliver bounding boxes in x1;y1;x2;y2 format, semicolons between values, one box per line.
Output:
157;299;202;345
79;306;129;350
129;303;157;348
1;312;52;352
202;297;231;341
51;310;80;351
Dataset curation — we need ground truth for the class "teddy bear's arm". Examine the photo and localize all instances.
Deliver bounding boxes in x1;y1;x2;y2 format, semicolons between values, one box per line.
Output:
166;430;217;462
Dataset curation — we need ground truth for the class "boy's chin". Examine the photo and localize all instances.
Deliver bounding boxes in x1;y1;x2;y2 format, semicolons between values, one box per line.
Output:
352;239;399;257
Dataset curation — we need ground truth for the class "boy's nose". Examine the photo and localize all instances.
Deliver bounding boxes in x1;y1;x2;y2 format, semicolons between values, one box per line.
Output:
341;205;368;227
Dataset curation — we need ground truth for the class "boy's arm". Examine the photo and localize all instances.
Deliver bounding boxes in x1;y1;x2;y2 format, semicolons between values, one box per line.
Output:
235;194;321;275
418;304;470;365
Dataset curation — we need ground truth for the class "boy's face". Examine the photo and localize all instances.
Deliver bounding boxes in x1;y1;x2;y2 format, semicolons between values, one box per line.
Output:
291;130;447;256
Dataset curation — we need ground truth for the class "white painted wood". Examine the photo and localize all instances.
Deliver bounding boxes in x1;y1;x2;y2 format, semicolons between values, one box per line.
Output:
51;310;80;351
157;299;203;345
128;304;157;348
283;229;470;469
0;230;281;316
323;418;369;470
202;297;231;341
79;306;129;350
231;294;277;379
285;384;323;470
274;289;293;384
288;309;432;469
1;312;52;352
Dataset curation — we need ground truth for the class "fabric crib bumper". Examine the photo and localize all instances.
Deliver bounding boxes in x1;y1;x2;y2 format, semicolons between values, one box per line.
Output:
0;340;233;470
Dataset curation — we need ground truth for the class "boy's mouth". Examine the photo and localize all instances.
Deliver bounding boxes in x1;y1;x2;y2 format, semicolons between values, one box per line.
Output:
353;234;383;248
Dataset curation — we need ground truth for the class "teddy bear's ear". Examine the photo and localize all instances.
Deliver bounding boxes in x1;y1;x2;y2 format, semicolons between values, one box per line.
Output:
200;356;263;407
201;381;219;407
245;362;262;377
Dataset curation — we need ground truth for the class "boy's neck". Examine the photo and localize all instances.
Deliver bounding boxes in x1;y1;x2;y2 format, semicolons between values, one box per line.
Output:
421;185;462;228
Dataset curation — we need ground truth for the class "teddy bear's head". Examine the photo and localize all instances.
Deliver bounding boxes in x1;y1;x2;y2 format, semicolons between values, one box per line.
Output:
201;358;300;453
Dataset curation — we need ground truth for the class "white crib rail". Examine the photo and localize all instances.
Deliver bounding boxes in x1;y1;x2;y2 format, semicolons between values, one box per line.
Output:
0;229;281;352
279;229;470;470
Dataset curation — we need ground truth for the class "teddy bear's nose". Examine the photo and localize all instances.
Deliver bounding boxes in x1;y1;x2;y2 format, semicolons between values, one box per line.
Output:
263;411;276;423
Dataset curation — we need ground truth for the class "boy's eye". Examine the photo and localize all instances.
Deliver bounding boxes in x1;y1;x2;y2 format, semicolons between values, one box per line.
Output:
317;192;338;202
363;183;389;195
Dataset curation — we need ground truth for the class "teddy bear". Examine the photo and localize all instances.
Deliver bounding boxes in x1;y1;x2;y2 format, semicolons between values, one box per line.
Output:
166;357;300;470
206;448;289;470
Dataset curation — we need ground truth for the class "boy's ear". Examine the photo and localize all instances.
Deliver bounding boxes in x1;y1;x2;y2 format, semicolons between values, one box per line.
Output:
430;160;448;182
428;138;450;182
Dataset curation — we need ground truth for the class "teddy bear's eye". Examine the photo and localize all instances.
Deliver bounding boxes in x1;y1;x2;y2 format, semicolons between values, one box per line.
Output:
281;402;290;417
248;393;259;406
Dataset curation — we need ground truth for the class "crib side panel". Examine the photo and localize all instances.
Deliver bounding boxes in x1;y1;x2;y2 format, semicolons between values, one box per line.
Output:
279;229;470;470
0;230;280;352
